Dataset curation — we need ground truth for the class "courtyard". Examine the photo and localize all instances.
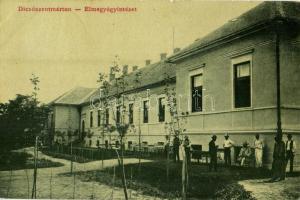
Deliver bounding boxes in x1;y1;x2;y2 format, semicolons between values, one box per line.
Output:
0;148;299;199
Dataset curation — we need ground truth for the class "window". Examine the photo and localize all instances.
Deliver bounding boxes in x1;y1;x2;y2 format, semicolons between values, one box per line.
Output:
89;139;92;147
191;74;203;112
128;103;134;124
105;108;109;126
96;140;100;147
234;61;251;108
115;140;120;148
81;120;85;140
143;100;149;123
97;110;101;127
158;97;165;122
128;141;133;149
90;111;93;127
116;106;121;124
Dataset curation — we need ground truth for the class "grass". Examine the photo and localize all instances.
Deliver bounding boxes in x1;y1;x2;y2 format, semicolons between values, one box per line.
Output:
64;160;270;199
41;151;92;163
0;151;63;171
41;147;124;163
42;147;164;163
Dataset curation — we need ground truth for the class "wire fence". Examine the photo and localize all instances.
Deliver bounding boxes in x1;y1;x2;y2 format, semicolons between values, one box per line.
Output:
0;148;164;200
42;144;167;162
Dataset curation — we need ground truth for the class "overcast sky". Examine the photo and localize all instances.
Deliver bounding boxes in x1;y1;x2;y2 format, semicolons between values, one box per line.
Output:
0;0;261;104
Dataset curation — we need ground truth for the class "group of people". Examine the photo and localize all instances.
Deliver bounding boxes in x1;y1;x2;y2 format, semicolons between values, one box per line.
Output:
270;133;296;182
169;132;296;181
208;133;264;171
172;134;191;164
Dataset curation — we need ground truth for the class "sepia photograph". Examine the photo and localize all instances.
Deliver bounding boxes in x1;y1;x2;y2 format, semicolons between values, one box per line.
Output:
0;0;300;199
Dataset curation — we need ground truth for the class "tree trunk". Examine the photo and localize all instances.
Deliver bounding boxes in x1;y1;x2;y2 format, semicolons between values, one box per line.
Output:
31;136;38;199
115;146;128;200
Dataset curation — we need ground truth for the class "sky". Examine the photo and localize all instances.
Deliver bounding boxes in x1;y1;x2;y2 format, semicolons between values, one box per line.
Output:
0;0;261;104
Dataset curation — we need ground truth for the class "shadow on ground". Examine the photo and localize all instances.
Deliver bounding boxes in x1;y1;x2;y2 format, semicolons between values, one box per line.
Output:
64;161;273;199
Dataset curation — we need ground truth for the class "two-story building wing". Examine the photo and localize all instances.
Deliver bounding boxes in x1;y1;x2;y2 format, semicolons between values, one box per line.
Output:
167;1;300;169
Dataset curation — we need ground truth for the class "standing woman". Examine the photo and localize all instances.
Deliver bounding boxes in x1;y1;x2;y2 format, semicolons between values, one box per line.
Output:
254;134;264;168
183;136;191;165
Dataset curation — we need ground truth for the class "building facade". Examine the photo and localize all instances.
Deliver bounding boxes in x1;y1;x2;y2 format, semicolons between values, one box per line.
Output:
47;2;300;170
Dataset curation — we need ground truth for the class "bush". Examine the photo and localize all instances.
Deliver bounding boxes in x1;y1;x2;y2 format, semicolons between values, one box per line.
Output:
0;151;63;171
214;182;255;200
0;151;31;170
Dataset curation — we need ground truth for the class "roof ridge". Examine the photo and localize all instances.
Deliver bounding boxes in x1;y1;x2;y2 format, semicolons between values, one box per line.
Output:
168;1;300;62
52;87;78;104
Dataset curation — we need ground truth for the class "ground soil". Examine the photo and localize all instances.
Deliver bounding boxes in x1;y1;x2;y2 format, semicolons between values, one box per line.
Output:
0;147;299;199
0;147;160;199
239;175;300;200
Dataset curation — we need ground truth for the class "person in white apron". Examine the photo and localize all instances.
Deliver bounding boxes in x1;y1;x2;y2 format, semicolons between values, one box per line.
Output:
254;134;263;168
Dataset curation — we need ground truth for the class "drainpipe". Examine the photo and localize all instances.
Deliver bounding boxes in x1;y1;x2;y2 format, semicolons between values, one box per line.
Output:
275;20;282;136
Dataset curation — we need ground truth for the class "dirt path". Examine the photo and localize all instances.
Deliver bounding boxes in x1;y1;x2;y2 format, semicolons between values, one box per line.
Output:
239;177;300;200
0;147;161;199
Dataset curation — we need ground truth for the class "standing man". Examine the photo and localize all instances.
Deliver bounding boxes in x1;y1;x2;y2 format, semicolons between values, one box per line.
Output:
271;134;286;182
164;135;170;159
173;135;180;162
183;136;191;165
254;134;264;168
286;134;296;174
209;135;218;172
223;133;234;166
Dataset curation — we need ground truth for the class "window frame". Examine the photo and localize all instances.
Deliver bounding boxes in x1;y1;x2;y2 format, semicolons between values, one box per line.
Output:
231;54;253;110
190;73;203;113
105;108;109;126
116;105;121;124
143;100;149;123
158;97;165;122
90;111;93;127
128;103;134;124
97;110;101;127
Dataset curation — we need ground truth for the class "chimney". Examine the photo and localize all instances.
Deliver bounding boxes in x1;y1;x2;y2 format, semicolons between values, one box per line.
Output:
122;65;128;75
109;66;115;81
145;59;151;66
173;48;181;53
160;53;167;61
132;65;138;71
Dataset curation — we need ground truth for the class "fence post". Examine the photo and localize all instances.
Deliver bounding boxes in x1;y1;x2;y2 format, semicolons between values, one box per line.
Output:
101;149;104;168
70;142;73;174
49;168;53;199
31;136;38;199
72;172;76;199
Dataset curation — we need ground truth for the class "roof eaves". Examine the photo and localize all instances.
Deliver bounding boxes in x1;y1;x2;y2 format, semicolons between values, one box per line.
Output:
79;75;176;107
167;20;272;63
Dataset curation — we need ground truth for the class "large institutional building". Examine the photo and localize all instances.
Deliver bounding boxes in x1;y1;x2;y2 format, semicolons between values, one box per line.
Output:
46;2;300;169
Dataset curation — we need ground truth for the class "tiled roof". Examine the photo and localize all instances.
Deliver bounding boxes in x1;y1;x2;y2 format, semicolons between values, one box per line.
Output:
81;60;176;104
49;87;97;106
51;2;300;106
168;1;300;62
50;60;176;106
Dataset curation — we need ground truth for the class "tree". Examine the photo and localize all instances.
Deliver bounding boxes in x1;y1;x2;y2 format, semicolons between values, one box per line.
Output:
163;64;189;199
30;73;40;100
0;94;49;151
97;56;130;199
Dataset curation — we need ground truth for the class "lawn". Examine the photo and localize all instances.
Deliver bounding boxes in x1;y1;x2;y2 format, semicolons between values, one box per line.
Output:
65;161;272;199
